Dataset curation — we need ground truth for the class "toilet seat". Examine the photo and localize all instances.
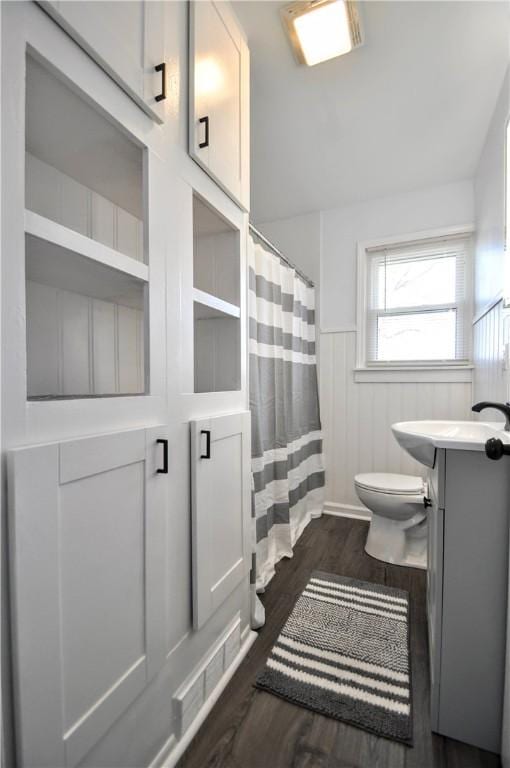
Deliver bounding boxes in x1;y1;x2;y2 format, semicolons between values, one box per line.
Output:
355;472;424;496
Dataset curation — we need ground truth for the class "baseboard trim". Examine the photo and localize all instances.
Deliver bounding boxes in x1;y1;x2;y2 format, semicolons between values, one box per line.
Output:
324;501;371;521
148;629;258;768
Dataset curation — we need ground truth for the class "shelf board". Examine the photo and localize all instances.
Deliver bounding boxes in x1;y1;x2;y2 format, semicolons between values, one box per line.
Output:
193;288;241;320
24;210;148;283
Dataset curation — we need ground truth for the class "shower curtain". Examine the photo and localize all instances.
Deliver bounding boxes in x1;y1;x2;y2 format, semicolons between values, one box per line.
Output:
249;234;325;621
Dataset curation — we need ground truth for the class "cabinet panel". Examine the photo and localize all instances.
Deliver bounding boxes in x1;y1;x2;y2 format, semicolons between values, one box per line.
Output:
8;427;167;767
189;1;250;210
26;281;59;398
39;1;166;123
60;290;91;396
439;450;510;752
427;499;444;730
92;300;117;394
191;412;251;629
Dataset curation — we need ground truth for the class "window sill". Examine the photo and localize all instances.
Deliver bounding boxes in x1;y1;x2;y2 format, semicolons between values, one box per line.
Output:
354;365;474;383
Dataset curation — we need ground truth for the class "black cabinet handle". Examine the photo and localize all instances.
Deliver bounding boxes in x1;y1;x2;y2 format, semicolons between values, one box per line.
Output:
156;439;168;473
200;430;211;459
423;497;432;509
485;437;510;460
198;116;209;148
155;62;166;102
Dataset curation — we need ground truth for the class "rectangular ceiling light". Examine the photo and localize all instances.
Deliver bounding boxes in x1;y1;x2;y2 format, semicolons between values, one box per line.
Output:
281;0;363;67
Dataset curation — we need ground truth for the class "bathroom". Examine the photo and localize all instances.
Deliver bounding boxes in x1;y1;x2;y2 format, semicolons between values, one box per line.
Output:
1;1;510;767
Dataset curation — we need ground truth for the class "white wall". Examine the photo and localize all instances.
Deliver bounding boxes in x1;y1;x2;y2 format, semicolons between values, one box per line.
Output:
321;180;475;331
257;180;475;513
320;332;473;511
469;67;510;768
474;69;509;318
320;182;475;511
472;70;510;407
257;211;321;286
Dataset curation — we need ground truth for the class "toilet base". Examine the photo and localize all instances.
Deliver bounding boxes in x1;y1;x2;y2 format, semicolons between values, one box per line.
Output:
365;512;427;570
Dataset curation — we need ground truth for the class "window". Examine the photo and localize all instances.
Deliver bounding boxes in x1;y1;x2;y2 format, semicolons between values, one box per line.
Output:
359;233;472;368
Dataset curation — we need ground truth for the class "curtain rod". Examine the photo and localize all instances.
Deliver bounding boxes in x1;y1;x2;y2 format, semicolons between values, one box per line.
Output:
249;223;315;288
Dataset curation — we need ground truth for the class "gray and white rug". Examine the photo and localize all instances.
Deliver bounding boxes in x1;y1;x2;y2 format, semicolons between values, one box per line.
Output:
255;570;412;744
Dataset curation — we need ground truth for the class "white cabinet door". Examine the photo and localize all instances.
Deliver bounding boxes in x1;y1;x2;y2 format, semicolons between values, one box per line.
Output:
8;427;168;768
191;411;251;629
189;1;250;210
39;1;166;123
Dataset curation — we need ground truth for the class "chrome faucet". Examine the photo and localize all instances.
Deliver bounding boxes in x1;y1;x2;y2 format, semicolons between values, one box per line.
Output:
472;401;510;431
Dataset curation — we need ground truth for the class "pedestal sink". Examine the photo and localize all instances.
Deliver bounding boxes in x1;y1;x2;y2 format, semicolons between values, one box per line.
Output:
391;419;509;468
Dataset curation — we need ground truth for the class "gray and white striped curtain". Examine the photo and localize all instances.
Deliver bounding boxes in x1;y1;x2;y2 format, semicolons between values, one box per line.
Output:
249;235;325;620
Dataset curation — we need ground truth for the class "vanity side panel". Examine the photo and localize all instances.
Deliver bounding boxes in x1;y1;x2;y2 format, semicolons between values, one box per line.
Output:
427;448;445;732
440;449;510;753
429;448;445;509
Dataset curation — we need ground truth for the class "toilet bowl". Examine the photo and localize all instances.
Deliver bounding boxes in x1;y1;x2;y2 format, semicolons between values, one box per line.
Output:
354;472;428;569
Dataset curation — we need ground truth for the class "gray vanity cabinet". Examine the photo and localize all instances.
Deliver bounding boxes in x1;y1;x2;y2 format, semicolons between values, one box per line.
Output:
427;448;510;753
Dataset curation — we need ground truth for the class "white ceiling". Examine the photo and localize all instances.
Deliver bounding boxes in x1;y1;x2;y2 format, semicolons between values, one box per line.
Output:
233;1;510;223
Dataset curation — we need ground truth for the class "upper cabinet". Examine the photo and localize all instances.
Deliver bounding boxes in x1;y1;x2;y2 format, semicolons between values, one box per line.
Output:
189;1;250;211
38;1;167;123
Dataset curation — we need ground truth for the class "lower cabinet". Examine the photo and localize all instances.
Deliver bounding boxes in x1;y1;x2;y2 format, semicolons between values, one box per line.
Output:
190;411;251;629
8;427;168;768
427;448;510;753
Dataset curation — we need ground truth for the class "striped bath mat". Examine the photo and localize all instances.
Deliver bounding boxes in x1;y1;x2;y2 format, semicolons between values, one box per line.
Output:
255;571;412;744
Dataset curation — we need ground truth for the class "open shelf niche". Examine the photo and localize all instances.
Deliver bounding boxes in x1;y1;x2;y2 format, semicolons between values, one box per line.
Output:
193;195;241;393
25;54;145;262
24;53;148;400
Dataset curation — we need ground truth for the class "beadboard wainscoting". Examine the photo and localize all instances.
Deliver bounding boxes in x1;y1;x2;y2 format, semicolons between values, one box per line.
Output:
319;331;473;513
473;300;508;404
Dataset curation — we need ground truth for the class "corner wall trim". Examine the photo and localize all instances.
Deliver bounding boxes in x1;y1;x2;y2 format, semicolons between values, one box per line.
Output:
148;629;258;768
472;293;504;326
324;501;371;521
353;366;473;384
320;326;357;335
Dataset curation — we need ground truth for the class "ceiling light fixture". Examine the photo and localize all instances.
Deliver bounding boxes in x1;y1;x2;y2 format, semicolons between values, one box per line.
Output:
281;0;363;67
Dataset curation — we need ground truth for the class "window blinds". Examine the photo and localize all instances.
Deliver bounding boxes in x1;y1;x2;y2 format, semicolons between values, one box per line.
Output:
365;235;470;364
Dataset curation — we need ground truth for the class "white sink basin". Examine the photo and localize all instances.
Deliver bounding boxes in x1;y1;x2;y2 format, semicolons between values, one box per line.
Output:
392;420;510;468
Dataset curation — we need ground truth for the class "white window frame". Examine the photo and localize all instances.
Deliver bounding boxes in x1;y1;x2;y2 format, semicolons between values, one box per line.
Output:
356;225;474;383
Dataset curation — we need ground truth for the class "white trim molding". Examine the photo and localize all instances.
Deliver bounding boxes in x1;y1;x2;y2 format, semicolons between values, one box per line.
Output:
324;501;371;521
473;292;504;325
320;325;357;335
148;628;258;768
354;365;473;384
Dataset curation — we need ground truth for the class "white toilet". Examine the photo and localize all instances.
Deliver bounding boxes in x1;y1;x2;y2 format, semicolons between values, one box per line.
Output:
354;472;428;569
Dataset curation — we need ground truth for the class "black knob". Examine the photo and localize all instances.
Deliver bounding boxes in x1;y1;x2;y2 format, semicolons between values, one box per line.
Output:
423;497;432;508
485;437;506;460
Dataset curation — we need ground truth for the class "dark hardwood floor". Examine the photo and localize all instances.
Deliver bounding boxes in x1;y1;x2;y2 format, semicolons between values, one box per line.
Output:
178;516;501;768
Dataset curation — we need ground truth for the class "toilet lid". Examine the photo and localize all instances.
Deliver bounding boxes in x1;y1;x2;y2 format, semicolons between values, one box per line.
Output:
355;472;424;495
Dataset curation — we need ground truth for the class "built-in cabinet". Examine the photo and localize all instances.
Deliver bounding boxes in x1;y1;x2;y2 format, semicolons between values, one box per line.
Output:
38;1;167;123
191;412;251;629
193;194;241;393
2;1;252;766
8;427;168;768
189;0;250;210
427;448;510;753
24;52;149;399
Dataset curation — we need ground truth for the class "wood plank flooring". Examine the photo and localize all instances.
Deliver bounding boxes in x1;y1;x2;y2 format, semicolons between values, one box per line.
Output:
178;516;501;768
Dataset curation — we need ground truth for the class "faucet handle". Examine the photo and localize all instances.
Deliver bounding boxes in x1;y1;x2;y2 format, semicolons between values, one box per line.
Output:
485;437;510;460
